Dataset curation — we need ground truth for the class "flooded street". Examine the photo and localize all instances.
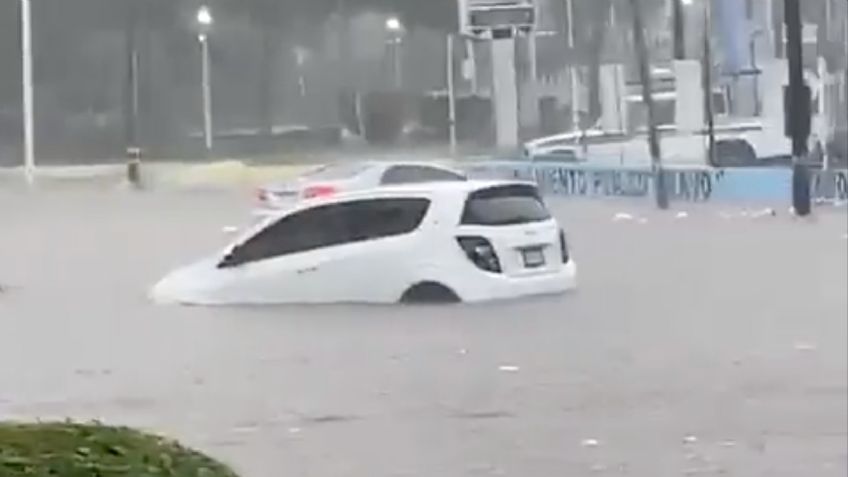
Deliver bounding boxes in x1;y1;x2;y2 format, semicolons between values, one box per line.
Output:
1;188;846;477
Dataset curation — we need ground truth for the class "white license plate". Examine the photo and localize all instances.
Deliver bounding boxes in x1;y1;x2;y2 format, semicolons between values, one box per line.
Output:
522;248;546;268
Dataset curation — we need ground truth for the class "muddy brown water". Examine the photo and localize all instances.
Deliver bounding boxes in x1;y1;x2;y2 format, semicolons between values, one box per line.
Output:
1;188;846;477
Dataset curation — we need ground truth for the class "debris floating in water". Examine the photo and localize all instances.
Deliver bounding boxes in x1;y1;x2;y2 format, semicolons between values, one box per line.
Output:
751;208;777;218
683;435;699;444
675;211;690;219
222;225;239;234
581;438;601;448
793;342;818;352
613;213;635;222
498;365;520;373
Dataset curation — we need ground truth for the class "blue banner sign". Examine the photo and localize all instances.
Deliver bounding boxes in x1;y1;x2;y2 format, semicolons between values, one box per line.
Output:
464;162;848;203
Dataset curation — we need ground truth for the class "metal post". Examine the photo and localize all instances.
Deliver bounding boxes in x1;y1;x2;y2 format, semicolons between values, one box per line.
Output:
566;0;580;132
785;0;811;216
200;34;213;152
125;0;141;186
703;0;717;166
20;0;34;184
447;34;458;155
630;0;669;209
392;38;403;90
672;0;685;59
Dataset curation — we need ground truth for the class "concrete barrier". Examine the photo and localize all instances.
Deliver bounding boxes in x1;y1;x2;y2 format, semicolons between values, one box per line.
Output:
464;161;848;203
4;159;846;204
0;161;312;189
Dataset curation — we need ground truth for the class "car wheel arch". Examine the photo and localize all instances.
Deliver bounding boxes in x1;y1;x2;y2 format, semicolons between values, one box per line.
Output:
399;281;461;304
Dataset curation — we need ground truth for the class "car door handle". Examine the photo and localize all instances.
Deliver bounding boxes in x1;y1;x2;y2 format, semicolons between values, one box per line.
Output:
297;266;319;275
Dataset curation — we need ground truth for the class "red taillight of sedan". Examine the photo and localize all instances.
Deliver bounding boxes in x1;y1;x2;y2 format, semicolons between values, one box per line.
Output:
303;185;338;199
255;187;270;205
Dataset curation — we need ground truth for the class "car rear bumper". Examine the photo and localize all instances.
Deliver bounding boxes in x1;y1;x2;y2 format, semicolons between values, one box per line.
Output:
457;260;577;303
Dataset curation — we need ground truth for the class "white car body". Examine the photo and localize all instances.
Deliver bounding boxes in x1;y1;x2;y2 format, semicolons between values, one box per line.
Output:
152;180;577;306
255;161;467;213
525;123;824;166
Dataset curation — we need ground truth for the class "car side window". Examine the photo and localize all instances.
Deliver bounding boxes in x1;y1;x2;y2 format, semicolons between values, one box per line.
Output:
339;198;430;241
219;205;344;268
219;198;430;268
380;165;465;185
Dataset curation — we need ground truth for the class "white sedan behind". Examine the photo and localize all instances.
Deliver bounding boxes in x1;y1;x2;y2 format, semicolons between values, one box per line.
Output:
256;161;467;212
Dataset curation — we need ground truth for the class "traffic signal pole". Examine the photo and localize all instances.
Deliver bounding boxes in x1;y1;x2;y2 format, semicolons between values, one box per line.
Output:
784;0;812;216
631;0;669;209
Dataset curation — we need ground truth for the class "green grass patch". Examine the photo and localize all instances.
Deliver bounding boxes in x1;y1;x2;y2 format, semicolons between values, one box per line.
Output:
0;422;240;477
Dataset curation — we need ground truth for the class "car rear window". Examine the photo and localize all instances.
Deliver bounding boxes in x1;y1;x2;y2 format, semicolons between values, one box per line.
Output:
534;150;579;163
303;163;371;180
461;184;551;226
380;165;467;184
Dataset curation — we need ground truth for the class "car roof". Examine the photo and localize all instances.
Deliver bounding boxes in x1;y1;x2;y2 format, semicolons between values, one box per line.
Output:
321;159;462;172
333;179;532;199
262;179;536;219
247;179;542;238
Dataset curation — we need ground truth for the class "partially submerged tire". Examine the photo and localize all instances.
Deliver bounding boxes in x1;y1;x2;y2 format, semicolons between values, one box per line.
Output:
400;282;461;304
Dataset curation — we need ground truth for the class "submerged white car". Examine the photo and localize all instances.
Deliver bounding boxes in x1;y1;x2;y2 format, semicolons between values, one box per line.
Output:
152;181;577;306
256;160;467;211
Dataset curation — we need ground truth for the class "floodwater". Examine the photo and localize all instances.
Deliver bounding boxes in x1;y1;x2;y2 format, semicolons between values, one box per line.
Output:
1;188;846;477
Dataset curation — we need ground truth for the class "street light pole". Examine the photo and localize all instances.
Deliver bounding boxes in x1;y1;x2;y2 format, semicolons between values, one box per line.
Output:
447;34;458;155
197;6;213;152
566;0;580;132
20;0;34;184
199;35;212;152
630;0;669;209
124;0;141;185
386;17;404;90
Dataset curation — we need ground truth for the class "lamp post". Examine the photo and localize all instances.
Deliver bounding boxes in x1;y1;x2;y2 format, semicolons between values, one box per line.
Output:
20;0;34;184
124;0;142;186
386;17;404;89
196;6;214;152
565;0;580;132
447;34;457;155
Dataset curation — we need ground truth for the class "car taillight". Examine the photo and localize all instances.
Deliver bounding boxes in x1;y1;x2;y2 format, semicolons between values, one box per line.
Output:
255;188;269;204
303;185;337;199
559;229;570;264
457;236;502;274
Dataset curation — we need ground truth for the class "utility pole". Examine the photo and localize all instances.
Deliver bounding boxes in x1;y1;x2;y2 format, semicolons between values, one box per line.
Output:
630;0;669;209
784;0;811;216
